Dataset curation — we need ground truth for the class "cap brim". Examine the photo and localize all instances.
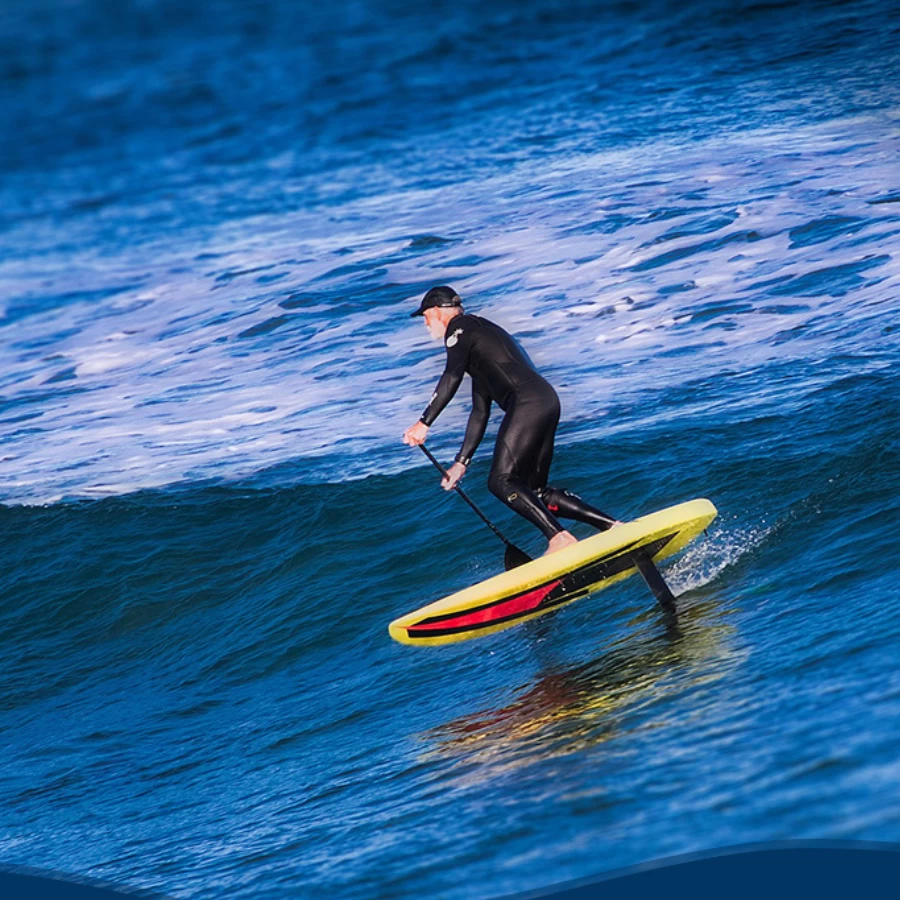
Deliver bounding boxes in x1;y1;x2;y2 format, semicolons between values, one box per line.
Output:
411;300;461;317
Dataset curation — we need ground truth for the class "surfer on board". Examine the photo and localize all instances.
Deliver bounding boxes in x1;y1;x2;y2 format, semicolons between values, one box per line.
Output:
403;286;620;556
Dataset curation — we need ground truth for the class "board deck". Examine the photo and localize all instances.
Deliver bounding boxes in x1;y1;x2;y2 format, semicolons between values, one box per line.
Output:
389;498;717;647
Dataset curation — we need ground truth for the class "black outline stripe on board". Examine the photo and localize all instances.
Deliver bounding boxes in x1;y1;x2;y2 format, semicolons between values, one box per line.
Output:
406;533;678;639
411;539;643;628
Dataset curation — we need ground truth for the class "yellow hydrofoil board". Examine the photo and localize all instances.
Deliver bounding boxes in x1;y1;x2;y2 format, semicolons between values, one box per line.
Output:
389;498;717;647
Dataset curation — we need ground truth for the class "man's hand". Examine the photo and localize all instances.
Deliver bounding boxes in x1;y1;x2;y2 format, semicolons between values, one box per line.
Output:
403;420;429;446
441;461;467;491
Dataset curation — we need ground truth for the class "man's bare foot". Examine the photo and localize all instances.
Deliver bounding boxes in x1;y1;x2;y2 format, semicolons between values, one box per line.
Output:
545;530;578;556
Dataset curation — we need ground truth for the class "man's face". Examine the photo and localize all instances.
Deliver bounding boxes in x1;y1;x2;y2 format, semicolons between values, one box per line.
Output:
423;307;446;341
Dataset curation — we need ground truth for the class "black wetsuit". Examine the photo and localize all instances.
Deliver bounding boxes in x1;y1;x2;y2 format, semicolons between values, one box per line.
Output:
420;314;615;539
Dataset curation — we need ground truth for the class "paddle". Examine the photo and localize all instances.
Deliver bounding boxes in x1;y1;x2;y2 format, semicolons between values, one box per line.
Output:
418;444;532;570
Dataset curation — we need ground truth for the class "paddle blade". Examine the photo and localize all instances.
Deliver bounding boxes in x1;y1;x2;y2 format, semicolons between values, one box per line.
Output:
504;544;532;570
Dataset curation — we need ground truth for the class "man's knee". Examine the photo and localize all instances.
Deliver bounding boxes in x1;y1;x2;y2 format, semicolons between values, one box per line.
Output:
538;486;567;512
488;469;514;502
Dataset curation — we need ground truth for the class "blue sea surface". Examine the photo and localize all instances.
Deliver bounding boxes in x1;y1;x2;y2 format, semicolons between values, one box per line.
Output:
1;0;899;897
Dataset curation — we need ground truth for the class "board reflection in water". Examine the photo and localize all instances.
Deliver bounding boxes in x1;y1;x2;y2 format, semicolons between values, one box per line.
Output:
418;595;741;782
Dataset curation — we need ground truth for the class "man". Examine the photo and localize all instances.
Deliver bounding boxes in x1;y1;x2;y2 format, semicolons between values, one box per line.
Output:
402;285;619;555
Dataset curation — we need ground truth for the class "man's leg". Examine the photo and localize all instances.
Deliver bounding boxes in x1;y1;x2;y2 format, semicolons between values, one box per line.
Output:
537;487;620;531
488;403;569;543
523;402;579;553
524;397;619;533
488;397;578;554
488;442;563;540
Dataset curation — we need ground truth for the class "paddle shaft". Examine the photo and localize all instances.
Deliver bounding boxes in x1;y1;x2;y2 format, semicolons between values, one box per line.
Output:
418;444;523;553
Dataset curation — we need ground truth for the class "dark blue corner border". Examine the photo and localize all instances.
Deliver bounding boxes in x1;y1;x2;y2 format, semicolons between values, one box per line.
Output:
2;841;898;898
0;863;169;900
510;841;900;900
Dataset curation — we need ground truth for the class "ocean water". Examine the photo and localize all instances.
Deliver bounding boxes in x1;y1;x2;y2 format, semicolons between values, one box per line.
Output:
1;0;899;896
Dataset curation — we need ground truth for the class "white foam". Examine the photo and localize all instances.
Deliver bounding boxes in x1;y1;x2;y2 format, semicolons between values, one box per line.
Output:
667;519;774;596
0;115;897;504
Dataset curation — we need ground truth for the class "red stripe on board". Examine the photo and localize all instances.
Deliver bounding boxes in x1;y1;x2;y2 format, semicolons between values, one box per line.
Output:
409;580;562;634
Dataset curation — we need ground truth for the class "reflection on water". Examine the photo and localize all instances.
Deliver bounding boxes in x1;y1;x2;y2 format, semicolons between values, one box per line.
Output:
418;594;742;781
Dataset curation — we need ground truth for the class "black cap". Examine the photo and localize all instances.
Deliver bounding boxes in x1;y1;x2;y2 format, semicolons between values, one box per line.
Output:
410;285;462;317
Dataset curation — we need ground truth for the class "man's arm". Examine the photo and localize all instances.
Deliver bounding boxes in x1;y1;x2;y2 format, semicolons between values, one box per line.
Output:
403;318;469;450
419;323;470;426
455;379;492;466
440;378;491;491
